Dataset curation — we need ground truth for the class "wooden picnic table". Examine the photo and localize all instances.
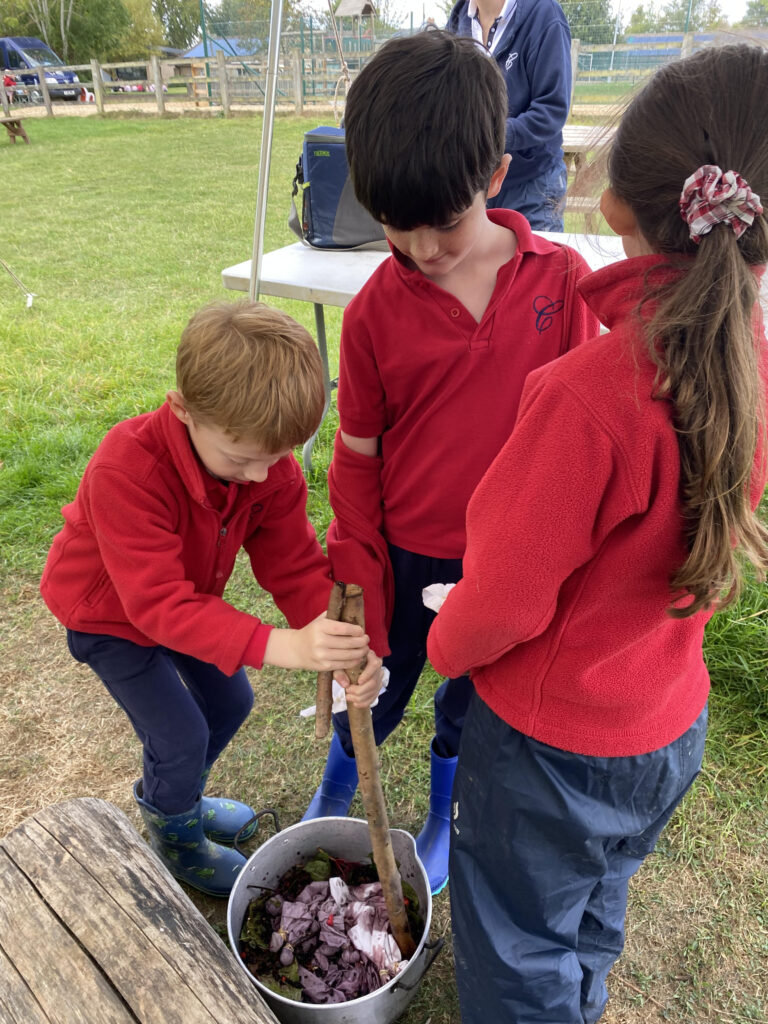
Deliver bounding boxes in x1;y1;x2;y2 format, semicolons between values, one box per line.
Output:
562;124;616;212
562;124;615;173
1;115;30;144
0;797;276;1024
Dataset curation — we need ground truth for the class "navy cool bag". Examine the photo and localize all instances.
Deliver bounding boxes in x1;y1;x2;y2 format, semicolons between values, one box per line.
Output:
289;125;387;250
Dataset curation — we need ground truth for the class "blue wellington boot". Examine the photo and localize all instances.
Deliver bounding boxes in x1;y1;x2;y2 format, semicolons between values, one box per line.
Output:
415;740;458;896
200;767;258;844
133;781;246;897
302;732;359;820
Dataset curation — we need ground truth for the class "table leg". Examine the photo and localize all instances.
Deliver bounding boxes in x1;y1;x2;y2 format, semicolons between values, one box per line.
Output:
302;302;334;475
3;119;29;144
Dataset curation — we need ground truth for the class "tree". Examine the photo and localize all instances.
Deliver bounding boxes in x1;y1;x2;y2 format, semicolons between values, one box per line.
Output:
152;0;205;50
740;0;768;25
25;0;78;59
114;0;165;59
3;0;134;62
370;0;407;31
562;0;618;44
656;0;726;31
0;0;38;37
625;3;660;33
208;0;266;50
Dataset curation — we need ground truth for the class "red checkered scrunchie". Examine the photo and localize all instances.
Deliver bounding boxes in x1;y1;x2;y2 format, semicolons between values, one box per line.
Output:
679;165;763;244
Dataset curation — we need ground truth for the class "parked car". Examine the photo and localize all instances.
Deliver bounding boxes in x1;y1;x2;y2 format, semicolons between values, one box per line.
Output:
100;65;167;94
0;36;80;101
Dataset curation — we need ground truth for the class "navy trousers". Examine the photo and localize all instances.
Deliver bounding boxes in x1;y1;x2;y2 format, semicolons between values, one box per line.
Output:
68;630;254;814
331;544;471;758
488;159;568;232
450;693;708;1024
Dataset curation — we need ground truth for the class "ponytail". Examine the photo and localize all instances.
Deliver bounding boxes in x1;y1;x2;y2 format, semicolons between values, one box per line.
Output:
606;44;768;616
645;227;768;615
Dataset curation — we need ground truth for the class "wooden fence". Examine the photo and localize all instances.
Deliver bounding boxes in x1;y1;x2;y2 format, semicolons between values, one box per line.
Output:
0;33;727;120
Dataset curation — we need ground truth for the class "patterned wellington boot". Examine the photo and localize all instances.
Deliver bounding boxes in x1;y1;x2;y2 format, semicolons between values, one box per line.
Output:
200;767;258;844
133;780;246;897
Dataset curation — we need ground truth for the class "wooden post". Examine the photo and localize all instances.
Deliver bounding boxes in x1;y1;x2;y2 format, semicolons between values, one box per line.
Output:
90;58;104;113
151;55;165;114
292;53;304;115
216;50;230;116
38;68;53;116
330;583;417;960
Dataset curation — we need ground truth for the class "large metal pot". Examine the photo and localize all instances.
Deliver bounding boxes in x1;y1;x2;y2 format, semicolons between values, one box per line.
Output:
227;817;441;1024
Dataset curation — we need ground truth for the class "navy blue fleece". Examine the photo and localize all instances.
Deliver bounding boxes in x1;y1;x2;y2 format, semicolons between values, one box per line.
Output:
448;0;571;187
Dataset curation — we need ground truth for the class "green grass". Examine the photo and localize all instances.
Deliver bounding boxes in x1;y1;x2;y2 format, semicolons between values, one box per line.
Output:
572;79;641;103
1;112;767;1022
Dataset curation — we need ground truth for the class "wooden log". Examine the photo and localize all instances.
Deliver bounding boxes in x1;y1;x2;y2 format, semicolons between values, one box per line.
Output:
0;798;277;1024
314;580;345;739
338;584;417;960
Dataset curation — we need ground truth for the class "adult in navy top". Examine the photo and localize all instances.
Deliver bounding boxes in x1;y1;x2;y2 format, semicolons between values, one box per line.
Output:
447;0;571;230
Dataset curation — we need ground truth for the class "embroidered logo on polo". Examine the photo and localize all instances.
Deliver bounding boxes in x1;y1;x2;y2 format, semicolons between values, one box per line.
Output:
505;52;518;71
533;295;564;333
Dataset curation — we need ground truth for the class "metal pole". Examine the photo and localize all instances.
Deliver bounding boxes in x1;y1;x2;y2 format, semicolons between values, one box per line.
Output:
684;0;694;32
249;0;284;300
199;0;212;100
609;0;621;73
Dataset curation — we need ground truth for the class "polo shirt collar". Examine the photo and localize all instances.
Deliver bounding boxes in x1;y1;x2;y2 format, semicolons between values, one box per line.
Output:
467;0;518;52
467;0;517;20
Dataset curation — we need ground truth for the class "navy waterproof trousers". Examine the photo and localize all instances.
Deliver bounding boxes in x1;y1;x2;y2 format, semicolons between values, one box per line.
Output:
331;543;470;759
450;693;708;1024
68;630;254;814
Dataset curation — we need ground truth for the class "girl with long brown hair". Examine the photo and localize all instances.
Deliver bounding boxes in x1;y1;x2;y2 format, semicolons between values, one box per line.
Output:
426;43;768;1024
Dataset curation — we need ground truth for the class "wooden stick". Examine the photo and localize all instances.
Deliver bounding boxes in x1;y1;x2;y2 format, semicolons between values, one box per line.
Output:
337;583;417;960
314;581;346;738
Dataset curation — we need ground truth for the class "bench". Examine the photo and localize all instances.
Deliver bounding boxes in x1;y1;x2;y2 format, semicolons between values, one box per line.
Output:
562;124;615;174
0;797;277;1024
0;116;30;144
564;195;601;214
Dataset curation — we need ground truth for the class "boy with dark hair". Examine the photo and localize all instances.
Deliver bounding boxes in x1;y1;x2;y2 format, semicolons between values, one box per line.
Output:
301;30;600;895
41;300;381;897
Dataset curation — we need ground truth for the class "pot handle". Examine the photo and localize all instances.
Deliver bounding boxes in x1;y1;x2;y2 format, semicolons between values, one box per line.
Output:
390;936;445;992
234;807;282;855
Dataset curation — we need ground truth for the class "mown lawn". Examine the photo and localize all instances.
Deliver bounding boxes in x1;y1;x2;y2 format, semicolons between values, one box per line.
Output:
1;112;766;1023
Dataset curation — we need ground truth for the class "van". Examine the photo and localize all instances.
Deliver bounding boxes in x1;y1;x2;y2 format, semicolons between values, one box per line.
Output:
0;36;80;101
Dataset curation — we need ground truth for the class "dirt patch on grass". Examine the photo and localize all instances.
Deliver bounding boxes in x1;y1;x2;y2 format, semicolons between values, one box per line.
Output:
1;588;765;1022
0;584;140;833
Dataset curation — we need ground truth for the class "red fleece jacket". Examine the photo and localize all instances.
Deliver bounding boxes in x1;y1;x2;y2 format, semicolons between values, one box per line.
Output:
40;402;333;676
427;255;768;756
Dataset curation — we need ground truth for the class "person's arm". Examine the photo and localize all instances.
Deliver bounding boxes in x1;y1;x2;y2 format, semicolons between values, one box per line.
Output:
325;430;394;657
503;20;572;154
327;303;394;656
340;432;377;456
